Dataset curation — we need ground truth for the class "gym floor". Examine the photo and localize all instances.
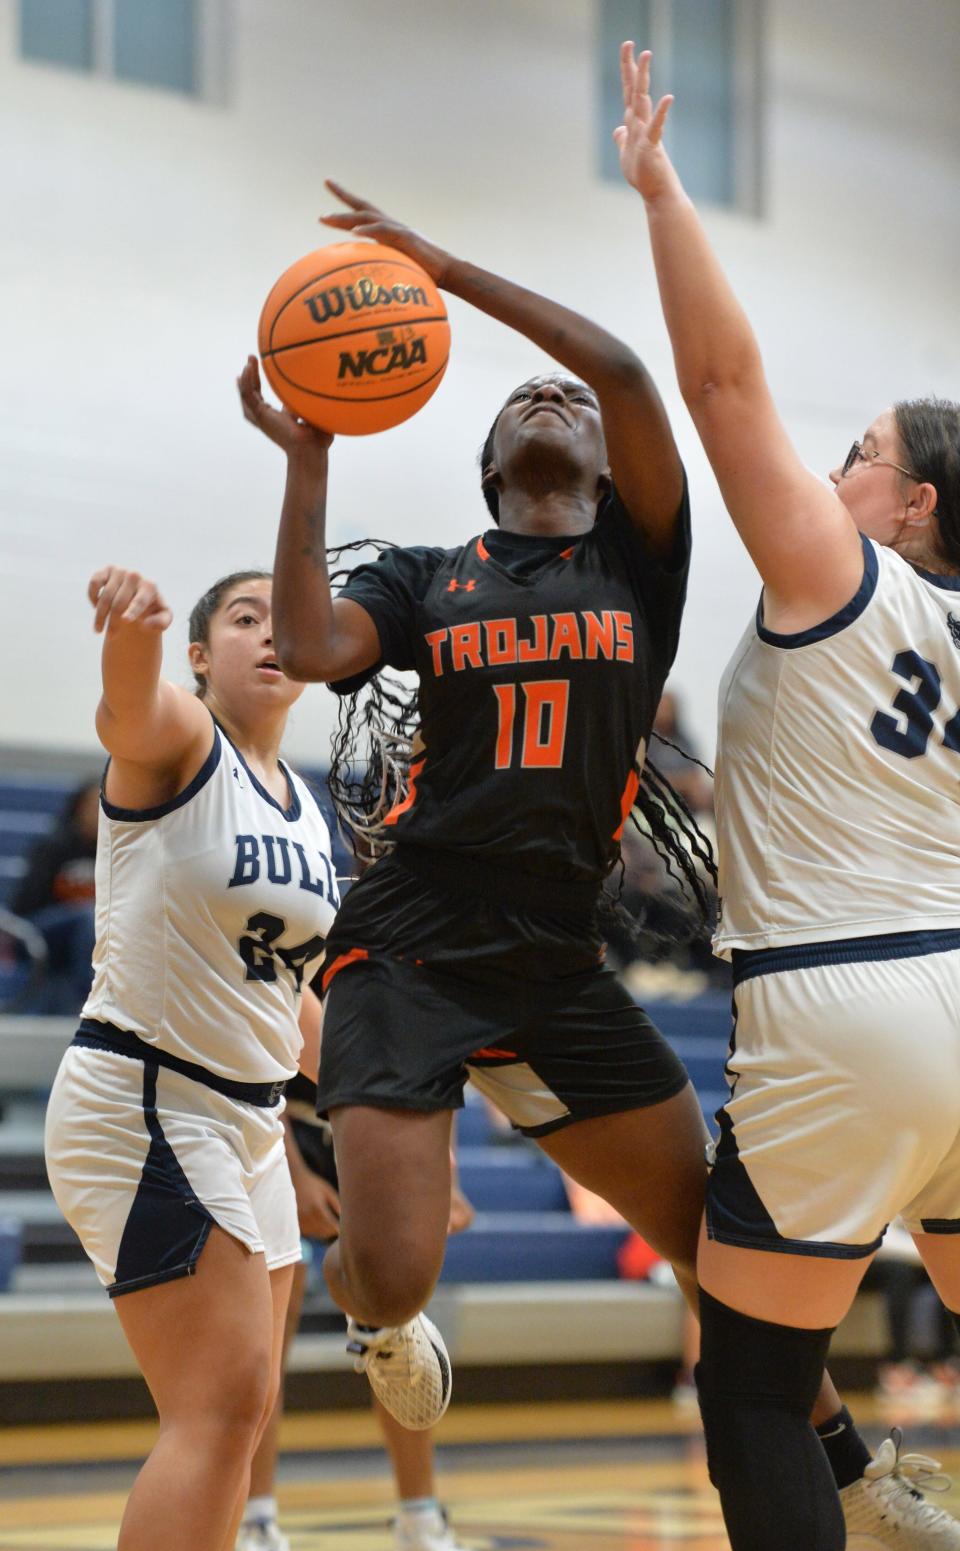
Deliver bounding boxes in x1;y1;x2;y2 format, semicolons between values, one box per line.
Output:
4;1395;960;1550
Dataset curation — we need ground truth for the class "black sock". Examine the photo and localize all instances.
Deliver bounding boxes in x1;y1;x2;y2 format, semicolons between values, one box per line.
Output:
815;1405;872;1489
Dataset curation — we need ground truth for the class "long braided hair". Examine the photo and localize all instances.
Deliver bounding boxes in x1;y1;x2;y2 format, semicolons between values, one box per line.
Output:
325;537;718;948
326;542;421;860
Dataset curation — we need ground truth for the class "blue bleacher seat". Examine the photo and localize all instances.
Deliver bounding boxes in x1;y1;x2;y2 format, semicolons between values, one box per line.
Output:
439;1213;630;1282
457;1148;569;1214
0;814;55;853
0;781;75;815
457;1096;498;1146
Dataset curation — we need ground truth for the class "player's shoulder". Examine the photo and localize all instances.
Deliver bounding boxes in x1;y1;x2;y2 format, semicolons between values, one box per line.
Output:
341;542;455;596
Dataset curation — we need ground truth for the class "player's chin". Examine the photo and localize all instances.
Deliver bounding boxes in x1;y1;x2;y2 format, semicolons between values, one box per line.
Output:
522;415;572;442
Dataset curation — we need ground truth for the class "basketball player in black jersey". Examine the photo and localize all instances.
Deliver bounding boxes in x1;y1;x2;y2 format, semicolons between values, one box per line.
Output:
238;184;875;1479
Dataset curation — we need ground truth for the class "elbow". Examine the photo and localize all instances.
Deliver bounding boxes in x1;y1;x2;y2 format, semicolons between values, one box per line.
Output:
275;641;328;683
679;375;727;413
678;346;765;415
602;347;651;394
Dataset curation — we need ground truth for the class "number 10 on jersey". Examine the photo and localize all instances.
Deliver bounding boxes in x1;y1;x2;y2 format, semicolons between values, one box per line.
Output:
493;680;570;770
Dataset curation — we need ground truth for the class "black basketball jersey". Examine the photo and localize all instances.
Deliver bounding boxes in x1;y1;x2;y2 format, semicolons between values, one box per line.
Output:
333;484;690;885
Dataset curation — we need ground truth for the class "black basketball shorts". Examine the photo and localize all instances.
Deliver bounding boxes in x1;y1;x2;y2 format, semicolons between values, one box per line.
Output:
316;851;688;1137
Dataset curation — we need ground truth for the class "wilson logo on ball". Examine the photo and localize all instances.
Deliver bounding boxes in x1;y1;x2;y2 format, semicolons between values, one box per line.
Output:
304;277;429;326
258;241;450;435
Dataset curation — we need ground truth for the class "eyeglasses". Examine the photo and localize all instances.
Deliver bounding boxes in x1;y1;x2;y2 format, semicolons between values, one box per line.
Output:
840;441;919;481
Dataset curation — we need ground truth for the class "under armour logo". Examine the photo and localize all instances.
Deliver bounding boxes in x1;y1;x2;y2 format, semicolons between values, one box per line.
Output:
948;612;960;650
447;578;476;592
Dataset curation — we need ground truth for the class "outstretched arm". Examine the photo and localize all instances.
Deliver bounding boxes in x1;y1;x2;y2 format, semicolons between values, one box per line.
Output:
238;358;382;683
616;46;863;621
321;180;684;556
89;567;211;810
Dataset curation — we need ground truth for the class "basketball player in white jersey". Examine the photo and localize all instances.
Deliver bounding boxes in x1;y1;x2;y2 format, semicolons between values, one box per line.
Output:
617;44;960;1551
44;566;338;1551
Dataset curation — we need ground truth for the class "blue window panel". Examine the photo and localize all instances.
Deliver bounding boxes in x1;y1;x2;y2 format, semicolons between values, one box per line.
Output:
668;0;735;206
19;0;94;71
597;0;652;182
113;0;197;94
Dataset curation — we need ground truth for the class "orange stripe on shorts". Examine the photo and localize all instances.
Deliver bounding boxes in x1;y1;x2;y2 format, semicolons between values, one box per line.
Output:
321;947;369;993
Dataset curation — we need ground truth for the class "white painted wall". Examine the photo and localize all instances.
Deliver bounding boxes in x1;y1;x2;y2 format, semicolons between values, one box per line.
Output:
1;0;958;766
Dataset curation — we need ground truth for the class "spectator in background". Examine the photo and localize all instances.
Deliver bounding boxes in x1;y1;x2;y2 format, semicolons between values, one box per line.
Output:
11;780;99;1013
870;1221;960;1408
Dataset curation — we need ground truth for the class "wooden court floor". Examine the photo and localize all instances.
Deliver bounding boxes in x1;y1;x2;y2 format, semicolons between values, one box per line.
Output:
4;1395;960;1549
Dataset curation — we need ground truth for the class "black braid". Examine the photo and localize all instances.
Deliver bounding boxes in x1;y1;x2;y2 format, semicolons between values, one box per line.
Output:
326;540;718;947
325;542;419;859
598;740;718;953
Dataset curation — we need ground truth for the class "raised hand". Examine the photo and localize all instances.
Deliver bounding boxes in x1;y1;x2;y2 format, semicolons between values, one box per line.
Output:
237;355;333;457
319;178;450;285
88;567;173;635
613;44;676;202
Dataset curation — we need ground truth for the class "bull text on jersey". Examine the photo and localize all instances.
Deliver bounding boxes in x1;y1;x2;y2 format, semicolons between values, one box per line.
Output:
228;833;337;900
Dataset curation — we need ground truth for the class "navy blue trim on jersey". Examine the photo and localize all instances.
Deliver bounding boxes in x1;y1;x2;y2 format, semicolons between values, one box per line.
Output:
920;1217;960;1233
75;1021;287;1106
100;729;222;823
215;721;301;821
731;926;960;987
707;1102;885;1260
913;565;960;592
109;1059;214;1297
755;533;878;649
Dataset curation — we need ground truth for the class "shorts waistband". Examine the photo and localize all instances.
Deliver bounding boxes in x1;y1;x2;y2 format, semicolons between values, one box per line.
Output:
392;844;600;918
74;1020;287;1107
732;927;960;987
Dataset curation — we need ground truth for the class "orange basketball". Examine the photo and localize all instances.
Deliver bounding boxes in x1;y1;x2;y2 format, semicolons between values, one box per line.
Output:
258;241;450;435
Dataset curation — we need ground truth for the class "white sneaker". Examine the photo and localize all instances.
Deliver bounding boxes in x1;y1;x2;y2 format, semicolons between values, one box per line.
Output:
235;1520;290;1551
840;1429;960;1548
346;1313;452;1430
394;1503;473;1551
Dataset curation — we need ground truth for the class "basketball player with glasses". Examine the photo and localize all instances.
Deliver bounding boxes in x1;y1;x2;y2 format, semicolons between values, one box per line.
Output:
617;40;960;1551
44;568;337;1551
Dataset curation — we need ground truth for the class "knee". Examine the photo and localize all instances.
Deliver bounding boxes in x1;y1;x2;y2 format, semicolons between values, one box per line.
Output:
696;1289;833;1477
330;1234;441;1328
697;1288;832;1403
191;1346;274;1454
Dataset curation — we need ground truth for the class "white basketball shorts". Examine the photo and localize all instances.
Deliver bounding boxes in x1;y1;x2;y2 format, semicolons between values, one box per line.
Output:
707;930;960;1258
44;1042;301;1296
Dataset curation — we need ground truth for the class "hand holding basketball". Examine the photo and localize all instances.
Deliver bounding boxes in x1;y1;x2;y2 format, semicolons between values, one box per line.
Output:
614;45;676;203
87;567;173;635
257;236;450;436
237;356;333;460
319;179;449;286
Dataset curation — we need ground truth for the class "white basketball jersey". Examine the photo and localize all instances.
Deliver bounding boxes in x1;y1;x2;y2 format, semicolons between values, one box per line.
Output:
82;721;339;1081
714;536;960;956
